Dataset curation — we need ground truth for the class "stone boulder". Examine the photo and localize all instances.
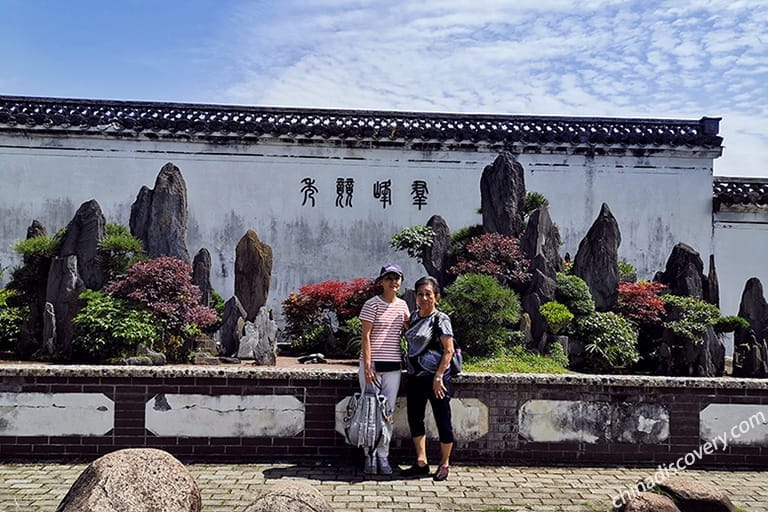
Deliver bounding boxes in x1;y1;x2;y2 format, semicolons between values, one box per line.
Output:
572;203;621;312
480;152;526;237
192;248;212;307
59;200;106;290
235;230;273;321
423;215;452;288
621;492;680;512
655;243;717;304
707;255;720;307
733;277;768;378
25;219;48;242
520;206;563;276
130;162;190;262
56;448;201;512
242;481;332;512
42;302;56;355
218;296;247;357
657;305;725;377
46;256;86;356
237;308;278;365
657;478;737;512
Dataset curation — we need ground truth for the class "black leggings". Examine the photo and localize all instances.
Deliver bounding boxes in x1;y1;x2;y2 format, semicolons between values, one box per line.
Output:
406;374;455;444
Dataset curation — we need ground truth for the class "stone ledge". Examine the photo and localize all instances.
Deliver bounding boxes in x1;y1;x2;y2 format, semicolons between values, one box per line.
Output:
1;363;767;389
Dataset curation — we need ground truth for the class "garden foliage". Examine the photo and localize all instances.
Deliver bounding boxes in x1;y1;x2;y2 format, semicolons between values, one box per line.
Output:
524;191;549;215
99;223;147;278
0;288;26;351
540;301;574;335
661;294;721;344
573;311;639;372
449;233;530;291
442;273;521;357
555;272;595;316
615;281;667;328
390;225;434;264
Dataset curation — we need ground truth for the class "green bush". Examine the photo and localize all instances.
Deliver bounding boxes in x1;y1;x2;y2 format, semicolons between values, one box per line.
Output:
0;289;26;351
442;273;521;357
524;191;550;216
573;311;639;373
336;317;363;357
72;290;160;362
618;260;637;281
540;301;574;334
555;272;595;316
390;225;434;264
712;315;750;335
99;223;146;278
13;235;60;259
661;294;721;344
449;224;484;260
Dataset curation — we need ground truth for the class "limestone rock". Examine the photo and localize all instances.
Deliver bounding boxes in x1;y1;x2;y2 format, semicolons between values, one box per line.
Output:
237;308;278;365
235;230;273;321
655;243;711;302
130;162;190;262
520;206;562;276
42;302;56;355
622;492;680;512
218;296;247;357
45;256;86;356
26;219;48;240
522;265;558;353
573;203;621;312
59;200;106;290
658;308;725;377
480;152;526;237
707;254;720;307
192;248;212;307
657;478;737;512
733;277;768;378
56;448;201;512
242;481;332;512
423;215;452;288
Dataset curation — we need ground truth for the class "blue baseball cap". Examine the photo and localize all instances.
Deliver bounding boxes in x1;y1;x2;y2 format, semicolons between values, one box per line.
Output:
378;263;403;280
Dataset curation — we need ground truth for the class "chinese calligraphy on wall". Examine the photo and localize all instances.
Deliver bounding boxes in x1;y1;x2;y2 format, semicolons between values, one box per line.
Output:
301;177;430;210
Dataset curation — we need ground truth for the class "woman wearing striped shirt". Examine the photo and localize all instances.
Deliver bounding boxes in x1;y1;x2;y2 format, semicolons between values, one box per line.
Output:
359;262;410;475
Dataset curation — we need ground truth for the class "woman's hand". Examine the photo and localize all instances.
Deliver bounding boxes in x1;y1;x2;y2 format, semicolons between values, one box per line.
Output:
433;375;446;398
365;364;376;384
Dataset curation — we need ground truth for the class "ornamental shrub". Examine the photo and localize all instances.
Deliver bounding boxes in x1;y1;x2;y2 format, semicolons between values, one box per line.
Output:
106;256;218;337
99;223;147;279
0;288;26;352
450;233;531;291
712;315;750;335
615;281;667;328
442;273;521;357
555;272;595;316
449;224;484;260
72;290;160;361
524;191;549;216
390;225;435;264
661;294;721;344
573;311;639;373
540;301;574;334
617;260;637;282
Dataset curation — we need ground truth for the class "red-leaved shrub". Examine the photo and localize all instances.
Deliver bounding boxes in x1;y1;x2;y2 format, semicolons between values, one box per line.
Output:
449;232;531;291
615;281;667;328
106;256;218;334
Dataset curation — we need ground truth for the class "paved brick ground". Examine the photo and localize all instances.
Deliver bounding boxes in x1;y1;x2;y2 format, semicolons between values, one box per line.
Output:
0;462;765;511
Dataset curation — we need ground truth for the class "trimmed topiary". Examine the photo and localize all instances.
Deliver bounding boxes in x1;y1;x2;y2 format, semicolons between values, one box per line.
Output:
555;272;595;316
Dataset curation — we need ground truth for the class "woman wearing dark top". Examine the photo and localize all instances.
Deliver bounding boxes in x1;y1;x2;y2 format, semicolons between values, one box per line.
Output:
402;276;455;481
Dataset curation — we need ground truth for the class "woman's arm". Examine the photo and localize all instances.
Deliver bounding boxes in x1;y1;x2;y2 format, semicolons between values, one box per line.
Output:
361;319;375;384
432;334;455;397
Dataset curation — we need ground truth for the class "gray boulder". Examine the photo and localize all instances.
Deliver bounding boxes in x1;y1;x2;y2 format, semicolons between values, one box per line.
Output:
733;277;768;378
237;308;278;365
656;478;737;512
520;206;563;276
130;162;190;262
423;215;452;288
235;230;273;321
46;256;86;356
573;203;621;312
56;448;201;512
480;152;526;237
218;296;247;357
26;219;48;242
42;302;56;356
192;248;212;307
243;481;332;512
655;243;715;303
707;254;720;307
59;200;106;290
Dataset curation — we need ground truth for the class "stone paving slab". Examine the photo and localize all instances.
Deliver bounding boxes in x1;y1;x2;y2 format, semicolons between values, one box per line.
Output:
0;462;765;511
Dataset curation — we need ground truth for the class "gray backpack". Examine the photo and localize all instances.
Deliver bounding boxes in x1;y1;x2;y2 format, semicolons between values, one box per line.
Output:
343;381;392;455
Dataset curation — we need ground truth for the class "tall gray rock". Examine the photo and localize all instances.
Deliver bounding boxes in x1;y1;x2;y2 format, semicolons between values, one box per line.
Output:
218;296;247;357
59;200;106;290
46;256;86;356
192;248;212;307
733;277;768;378
130;162;190;262
26;219;47;240
56;448;202;512
480;152;526;237
520;206;563;277
423;215;452;288
235;230;273;321
572;203;621;312
707;254;720;307
655;243;711;301
237;308;278;365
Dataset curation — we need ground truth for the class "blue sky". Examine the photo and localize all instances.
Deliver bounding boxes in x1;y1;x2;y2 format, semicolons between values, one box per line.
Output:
1;0;766;176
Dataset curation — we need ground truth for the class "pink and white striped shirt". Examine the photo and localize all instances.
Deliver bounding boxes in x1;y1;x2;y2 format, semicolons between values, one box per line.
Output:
359;295;410;362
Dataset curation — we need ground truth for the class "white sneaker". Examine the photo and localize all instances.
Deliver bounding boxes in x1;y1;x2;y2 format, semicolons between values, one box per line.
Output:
377;456;393;475
364;454;377;475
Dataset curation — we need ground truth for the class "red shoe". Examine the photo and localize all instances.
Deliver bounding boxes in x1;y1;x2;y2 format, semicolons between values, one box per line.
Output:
433;465;449;481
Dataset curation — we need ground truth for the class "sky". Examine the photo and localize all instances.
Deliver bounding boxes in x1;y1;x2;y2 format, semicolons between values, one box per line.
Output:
0;0;766;177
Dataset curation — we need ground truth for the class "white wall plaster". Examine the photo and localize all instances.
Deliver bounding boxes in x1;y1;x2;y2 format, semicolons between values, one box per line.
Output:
0;392;113;436
700;403;768;446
